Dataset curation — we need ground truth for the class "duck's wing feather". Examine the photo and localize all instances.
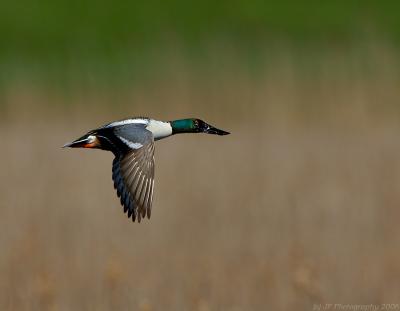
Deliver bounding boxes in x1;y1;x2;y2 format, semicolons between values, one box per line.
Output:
112;129;155;222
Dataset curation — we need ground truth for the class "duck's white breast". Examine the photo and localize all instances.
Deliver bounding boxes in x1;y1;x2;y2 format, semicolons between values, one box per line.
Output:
146;120;172;141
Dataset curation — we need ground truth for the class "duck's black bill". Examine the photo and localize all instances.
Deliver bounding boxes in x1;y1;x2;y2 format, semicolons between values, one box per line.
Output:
200;121;230;135
204;125;230;135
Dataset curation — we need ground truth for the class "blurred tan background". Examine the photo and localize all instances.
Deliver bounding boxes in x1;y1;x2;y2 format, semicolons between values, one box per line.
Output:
1;2;400;310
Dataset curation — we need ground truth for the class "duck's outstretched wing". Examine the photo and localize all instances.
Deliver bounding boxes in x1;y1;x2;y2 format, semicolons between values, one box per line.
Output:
112;130;155;222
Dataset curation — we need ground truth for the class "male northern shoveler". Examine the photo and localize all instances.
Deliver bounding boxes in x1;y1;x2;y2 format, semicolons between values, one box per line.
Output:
63;117;229;222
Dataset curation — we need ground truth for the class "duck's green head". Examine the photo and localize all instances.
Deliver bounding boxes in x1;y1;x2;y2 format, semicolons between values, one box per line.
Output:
170;118;230;136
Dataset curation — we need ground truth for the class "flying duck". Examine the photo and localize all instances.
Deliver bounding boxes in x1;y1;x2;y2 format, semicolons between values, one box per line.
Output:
63;117;229;222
